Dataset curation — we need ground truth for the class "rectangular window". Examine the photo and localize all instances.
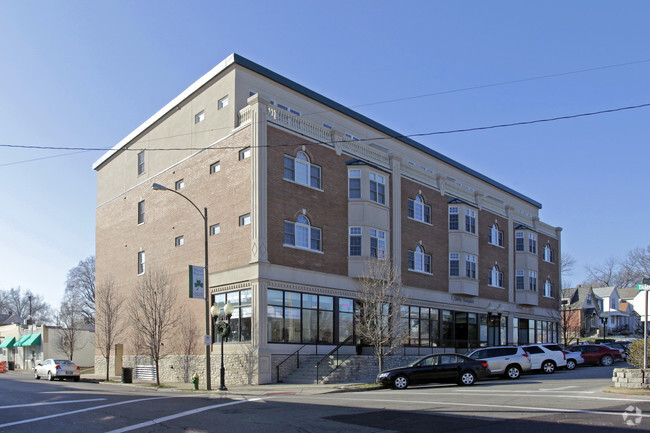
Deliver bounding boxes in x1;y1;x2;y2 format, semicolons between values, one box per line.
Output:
210;161;221;174
465;209;476;234
449;207;459;230
449;253;459;276
465;254;477;279
239;147;251;160
348;170;361;199
349;227;361;257
284;221;295;246
310;227;322;251
195;110;205;124
175;236;184;247
175;179;184;190
529;233;537;254
137;200;145;225
210;224;220;235
283;155;294;181
516;270;524;290
370;229;386;259
369;172;385;204
137;151;145;175
239;214;251;226
310;165;321;189
137;251;145;275
529;271;537;292
218;96;229;109
515;232;524;251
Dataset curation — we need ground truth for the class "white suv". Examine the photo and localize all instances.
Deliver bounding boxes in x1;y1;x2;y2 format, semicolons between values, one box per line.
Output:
522;344;567;374
467;346;532;379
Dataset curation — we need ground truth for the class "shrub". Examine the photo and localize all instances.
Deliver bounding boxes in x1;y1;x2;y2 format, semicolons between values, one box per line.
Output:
627;340;648;369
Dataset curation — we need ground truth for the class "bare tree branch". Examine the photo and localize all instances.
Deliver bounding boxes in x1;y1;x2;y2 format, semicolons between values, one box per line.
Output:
55;300;88;361
65;256;96;326
95;279;126;381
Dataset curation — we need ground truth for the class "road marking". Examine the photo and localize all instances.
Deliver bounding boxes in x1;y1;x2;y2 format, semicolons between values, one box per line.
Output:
449;391;644;402
0;398;106;409
0;396;172;428
538;385;578;391
293;396;650;419
105;398;262;433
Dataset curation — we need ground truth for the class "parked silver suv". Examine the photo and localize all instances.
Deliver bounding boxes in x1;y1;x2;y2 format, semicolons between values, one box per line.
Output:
522;344;567;374
467;346;532;379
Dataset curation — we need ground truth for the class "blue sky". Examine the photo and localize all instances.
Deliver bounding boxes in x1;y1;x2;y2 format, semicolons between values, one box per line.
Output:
1;1;649;308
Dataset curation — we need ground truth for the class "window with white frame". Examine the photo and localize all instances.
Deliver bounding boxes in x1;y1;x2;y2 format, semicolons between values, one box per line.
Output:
218;96;229;109
137;151;145;176
408;195;431;224
408;246;431;274
515;232;524;251
516;270;524;290
175;179;184;190
529;271;537;292
449;207;459;230
348;170;361;199
284;215;321;251
544;279;554;298
488;265;504;288
449;253;460;276
611;297;617;309
488;224;503;247
195;110;205;124
210;161;221;174
137;200;145;225
465;254;477;279
210;224;220;235
239;214;251;226
137;251;145;275
529;233;537;254
586;294;592;304
175;236;184;247
465;209;476;234
284;152;321;189
543;244;555;263
370;229;386;259
369;172;386;204
239;147;251;160
349;227;361;257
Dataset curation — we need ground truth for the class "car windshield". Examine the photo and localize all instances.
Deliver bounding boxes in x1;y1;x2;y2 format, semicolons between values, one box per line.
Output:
54;360;72;365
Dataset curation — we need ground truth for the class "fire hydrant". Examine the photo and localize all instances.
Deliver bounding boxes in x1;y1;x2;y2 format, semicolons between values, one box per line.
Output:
192;373;199;390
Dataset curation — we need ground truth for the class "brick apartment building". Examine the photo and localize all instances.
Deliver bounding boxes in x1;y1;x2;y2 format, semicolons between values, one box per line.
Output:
93;54;561;384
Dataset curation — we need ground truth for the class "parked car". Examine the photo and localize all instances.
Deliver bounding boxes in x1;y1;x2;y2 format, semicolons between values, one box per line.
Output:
522;344;567;374
34;359;80;381
562;350;584;370
376;354;490;389
467;346;532;379
569;344;622;366
602;342;629;359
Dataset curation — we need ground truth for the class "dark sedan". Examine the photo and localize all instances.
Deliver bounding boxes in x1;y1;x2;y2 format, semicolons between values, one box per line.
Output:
569;344;622;366
376;353;490;389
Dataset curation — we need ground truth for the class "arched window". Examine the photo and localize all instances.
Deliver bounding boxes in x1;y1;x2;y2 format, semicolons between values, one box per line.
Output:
543;244;555;263
488;265;504;288
488;224;503;247
283;151;321;189
284;214;322;251
408;195;431;223
544;279;554;298
408;245;432;274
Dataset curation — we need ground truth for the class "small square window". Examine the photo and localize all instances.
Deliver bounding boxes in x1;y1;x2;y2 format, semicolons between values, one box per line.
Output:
218;96;229;109
239;214;251;226
210;224;220;235
175;236;184;247
239;148;251;160
210;161;221;174
195;110;205;124
175;179;184;190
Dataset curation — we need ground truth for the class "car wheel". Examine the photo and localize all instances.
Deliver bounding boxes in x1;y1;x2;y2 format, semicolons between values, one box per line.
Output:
601;355;614;366
458;371;476;386
48;371;54;381
392;375;409;390
541;360;556;374
505;365;521;379
34;370;40;380
566;359;576;370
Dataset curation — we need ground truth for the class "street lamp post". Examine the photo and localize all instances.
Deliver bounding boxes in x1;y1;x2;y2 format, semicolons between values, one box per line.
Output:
600;312;609;340
211;300;234;391
152;182;212;391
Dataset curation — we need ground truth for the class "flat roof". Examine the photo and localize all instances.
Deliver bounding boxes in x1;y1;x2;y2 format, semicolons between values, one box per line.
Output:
93;53;542;208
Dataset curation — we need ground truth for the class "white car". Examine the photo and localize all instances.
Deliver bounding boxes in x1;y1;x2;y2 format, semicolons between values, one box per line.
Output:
563;350;584;370
34;359;80;381
522;344;567;374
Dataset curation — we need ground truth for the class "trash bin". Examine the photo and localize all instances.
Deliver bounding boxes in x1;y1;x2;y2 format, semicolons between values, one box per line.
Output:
121;367;133;383
7;362;14;371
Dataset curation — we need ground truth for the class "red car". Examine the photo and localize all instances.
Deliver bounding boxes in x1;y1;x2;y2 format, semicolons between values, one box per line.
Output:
569;344;622;366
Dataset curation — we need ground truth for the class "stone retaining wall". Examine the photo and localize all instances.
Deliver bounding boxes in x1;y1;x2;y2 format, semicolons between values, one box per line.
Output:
612;368;650;390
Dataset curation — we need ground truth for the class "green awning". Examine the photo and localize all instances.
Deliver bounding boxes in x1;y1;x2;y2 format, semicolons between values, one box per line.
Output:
15;334;41;347
0;336;15;348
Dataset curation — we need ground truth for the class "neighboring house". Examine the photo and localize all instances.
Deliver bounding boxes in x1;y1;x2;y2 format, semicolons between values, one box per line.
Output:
561;286;600;342
618;301;641;336
592;287;627;335
0;324;95;369
93;53;562;385
619;286;649;334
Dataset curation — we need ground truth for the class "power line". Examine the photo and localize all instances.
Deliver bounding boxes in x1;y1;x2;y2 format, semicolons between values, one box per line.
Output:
0;150;91;167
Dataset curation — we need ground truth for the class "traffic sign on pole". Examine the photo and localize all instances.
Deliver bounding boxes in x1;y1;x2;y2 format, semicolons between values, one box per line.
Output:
637;284;650;291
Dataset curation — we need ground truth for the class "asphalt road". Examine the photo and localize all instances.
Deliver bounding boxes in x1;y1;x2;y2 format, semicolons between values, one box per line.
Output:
1;362;649;432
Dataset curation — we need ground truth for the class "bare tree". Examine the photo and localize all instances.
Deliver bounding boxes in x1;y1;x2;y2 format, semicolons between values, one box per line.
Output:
65;256;96;326
584;246;650;289
560;252;576;289
55;299;88;361
355;259;408;374
623;246;650;285
173;310;200;383
95;279;125;381
560;303;581;346
1;287;52;324
129;270;183;385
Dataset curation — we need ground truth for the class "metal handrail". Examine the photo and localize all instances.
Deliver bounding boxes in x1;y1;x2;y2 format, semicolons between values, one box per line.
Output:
315;335;354;383
276;344;308;383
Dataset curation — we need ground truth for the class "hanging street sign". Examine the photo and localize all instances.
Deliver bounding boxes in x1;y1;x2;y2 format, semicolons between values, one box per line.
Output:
638;284;650;291
189;265;205;299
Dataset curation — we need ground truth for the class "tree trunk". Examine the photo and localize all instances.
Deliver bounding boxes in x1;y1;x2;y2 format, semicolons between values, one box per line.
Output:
105;348;111;381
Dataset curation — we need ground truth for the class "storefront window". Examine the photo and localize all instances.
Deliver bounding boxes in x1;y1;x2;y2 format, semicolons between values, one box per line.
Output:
214;289;252;343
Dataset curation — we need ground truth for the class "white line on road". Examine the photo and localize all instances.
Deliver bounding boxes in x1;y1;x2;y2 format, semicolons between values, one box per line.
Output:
0;396;172;429
0;398;106;409
104;398;262;433
538;386;579;391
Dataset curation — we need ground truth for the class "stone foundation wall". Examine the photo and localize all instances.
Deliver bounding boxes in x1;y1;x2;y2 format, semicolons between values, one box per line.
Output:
612;368;650;390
